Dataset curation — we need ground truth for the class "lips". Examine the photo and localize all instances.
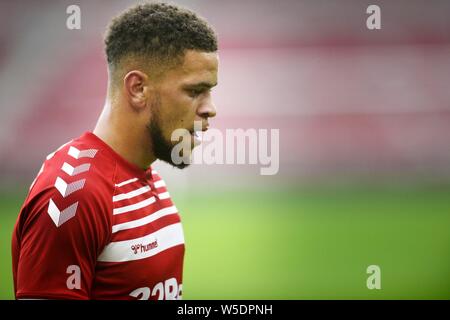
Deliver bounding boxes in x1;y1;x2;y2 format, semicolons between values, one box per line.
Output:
189;126;208;136
188;122;209;145
190;127;207;144
191;130;203;142
189;126;208;133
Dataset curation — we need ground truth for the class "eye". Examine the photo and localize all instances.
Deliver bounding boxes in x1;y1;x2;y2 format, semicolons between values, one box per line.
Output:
188;89;203;98
187;87;212;98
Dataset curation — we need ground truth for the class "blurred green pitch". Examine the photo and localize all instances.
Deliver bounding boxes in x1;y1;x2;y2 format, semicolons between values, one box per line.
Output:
1;186;449;299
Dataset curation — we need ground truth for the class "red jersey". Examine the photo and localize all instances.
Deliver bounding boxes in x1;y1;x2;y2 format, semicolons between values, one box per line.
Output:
12;132;185;300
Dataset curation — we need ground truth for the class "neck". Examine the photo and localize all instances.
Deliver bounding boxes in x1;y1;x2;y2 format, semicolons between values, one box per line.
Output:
93;99;157;170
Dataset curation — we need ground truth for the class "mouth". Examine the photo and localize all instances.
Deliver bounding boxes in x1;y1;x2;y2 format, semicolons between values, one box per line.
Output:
190;126;208;144
192;130;201;140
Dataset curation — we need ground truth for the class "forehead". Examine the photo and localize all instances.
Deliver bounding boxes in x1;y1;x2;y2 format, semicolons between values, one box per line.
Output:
164;50;219;85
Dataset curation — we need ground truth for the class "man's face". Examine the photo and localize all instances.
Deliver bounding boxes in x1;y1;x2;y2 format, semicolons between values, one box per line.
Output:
148;50;218;168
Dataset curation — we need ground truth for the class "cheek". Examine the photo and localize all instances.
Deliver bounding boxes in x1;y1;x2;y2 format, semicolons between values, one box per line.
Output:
156;108;188;142
168;98;196;127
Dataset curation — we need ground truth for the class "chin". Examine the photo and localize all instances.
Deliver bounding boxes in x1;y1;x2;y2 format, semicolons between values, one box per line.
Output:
157;145;193;169
164;155;192;169
173;162;191;169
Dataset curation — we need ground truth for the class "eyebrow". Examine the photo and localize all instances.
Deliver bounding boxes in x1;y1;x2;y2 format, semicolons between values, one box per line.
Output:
184;82;218;89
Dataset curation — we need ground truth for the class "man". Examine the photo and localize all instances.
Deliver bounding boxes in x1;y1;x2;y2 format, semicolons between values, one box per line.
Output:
12;2;218;300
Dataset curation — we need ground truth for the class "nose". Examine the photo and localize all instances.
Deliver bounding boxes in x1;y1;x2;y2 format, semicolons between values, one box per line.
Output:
197;95;217;119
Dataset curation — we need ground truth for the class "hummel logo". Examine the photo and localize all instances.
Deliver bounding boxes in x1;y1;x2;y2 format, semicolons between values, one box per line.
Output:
131;244;141;254
62;162;91;176
55;176;85;197
48;199;78;227
68;146;98;159
131;240;158;254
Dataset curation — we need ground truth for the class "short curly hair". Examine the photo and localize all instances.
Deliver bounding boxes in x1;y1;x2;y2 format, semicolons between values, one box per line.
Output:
104;2;217;74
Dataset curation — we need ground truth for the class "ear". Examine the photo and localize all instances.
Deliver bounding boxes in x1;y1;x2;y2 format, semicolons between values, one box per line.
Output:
123;70;149;110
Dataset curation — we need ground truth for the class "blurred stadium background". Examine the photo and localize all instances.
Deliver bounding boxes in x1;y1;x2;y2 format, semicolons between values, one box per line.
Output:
0;0;449;299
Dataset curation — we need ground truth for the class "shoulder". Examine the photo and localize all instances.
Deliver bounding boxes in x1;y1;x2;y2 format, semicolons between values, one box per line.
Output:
23;135;118;228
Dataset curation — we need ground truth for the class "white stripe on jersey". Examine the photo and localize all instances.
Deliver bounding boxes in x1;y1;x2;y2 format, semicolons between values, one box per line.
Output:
113;186;151;202
115;177;138;187
153;180;166;188
158;191;170;200
98;223;184;262
113;196;156;215
112;205;178;233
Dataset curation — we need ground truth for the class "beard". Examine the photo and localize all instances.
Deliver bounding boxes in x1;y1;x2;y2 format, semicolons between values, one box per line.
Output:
147;96;190;169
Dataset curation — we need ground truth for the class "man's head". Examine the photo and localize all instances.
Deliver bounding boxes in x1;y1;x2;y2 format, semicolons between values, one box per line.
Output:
104;2;218;168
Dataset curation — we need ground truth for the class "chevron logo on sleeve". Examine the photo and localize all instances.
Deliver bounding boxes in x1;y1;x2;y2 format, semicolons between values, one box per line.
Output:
45;146;98;227
62;162;91;176
55;177;86;197
47;199;79;227
68;146;98;159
